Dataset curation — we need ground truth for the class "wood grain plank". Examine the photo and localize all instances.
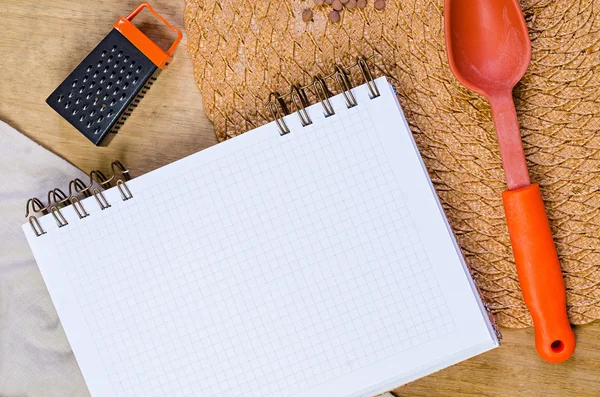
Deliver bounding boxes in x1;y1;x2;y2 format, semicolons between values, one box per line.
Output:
0;0;217;180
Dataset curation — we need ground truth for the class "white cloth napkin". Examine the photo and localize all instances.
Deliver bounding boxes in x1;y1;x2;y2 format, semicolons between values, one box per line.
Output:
0;120;89;397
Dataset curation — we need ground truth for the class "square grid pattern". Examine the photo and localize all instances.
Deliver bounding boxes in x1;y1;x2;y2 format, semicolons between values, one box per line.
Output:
57;103;455;397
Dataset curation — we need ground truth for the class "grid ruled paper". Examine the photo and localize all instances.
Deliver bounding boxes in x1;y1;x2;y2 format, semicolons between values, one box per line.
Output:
24;78;498;397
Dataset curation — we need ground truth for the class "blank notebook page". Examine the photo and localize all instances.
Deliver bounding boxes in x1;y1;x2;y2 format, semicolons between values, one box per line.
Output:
24;78;498;397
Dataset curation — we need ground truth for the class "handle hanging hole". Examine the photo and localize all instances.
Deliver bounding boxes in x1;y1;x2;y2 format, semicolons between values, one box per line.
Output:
551;340;564;353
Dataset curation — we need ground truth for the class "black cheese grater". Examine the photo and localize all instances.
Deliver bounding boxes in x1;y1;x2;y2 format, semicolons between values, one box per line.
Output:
46;3;182;146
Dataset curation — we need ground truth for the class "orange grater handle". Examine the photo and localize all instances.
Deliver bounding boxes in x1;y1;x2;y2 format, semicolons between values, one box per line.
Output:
124;3;182;58
114;2;183;69
503;184;575;363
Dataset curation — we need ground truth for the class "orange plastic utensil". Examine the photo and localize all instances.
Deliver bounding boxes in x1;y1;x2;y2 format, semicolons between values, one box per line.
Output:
444;0;575;363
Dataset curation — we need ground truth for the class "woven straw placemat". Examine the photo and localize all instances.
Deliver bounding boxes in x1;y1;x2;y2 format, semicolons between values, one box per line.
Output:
184;0;600;328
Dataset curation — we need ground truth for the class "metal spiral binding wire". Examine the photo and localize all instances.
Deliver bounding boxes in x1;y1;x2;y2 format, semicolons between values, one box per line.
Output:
265;56;380;136
25;160;133;236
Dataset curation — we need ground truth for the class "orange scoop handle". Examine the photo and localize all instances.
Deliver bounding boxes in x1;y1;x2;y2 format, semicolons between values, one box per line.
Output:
503;184;575;363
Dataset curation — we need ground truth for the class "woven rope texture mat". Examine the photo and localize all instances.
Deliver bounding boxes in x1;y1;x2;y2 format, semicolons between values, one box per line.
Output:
184;0;600;328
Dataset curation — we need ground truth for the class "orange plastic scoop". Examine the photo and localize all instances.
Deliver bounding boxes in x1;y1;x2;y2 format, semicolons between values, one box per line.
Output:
444;0;575;363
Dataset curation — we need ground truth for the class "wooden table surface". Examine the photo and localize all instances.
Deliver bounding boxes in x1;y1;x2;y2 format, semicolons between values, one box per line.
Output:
1;1;599;396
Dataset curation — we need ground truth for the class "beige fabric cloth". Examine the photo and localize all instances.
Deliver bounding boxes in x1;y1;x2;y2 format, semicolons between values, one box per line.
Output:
184;0;600;328
0;121;89;396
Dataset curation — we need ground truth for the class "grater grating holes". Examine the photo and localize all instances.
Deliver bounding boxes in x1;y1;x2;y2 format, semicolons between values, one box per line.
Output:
46;30;160;143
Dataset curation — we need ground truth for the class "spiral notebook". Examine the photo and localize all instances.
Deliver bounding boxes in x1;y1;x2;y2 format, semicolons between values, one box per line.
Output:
23;66;499;397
